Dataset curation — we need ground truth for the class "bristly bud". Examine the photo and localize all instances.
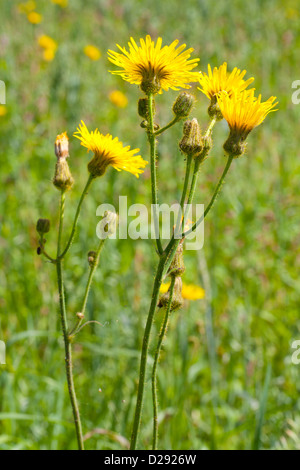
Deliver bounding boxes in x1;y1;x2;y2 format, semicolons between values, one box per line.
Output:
138;97;155;119
179;118;203;157
173;92;195;119
208;95;223;121
88;250;97;267
53;158;74;191
223;129;246;158
168;241;185;277
55;132;69;159
158;277;184;311
36;218;50;235
98;211;119;239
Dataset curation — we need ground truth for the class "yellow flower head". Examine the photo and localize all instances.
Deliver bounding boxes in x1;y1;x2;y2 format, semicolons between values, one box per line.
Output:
198;63;254;100
109;90;128;108
108;35;200;94
27;11;42;24
218;89;278;137
0;105;7;117
38;35;57;51
74;121;148;178
160;282;205;300
84;45;101;61
217;89;278;157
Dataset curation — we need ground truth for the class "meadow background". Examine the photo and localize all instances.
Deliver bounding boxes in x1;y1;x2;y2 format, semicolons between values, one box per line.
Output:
0;0;300;450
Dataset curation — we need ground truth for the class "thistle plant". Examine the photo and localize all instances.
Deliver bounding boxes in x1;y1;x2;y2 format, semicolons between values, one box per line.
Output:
37;34;277;451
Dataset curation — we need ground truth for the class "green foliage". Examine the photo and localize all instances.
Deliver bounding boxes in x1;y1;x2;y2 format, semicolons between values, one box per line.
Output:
0;0;300;450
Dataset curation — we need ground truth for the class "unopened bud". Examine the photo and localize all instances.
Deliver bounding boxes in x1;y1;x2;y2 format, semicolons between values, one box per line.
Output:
88;250;97;267
173;92;195;119
223;130;246;158
53;158;74;191
138;97;155;119
208;95;223;121
140;120;148;128
168;242;185;277
98;211;119;239
36;218;50;235
179;118;203;157
158;277;184;311
55;132;69;159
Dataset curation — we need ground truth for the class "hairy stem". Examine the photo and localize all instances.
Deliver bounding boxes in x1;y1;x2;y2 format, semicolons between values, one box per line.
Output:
154;116;179;136
56;190;84;450
152;275;176;450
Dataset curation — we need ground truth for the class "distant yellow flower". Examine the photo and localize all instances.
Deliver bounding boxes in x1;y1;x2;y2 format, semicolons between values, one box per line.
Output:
84;45;101;61
74;121;148;178
109;90;128;108
217;89;278;138
198;63;254;101
0;106;7;117
38;35;57;50
108;35;200;94
27;11;42;24
160;282;205;300
18;1;36;13
51;0;68;7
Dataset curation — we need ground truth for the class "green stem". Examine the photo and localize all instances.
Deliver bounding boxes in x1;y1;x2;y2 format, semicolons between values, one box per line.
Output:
58;174;94;260
148;94;163;255
70;238;105;337
152;275;176;450
154;116;179;136
56;190;84;450
130;254;167;450
180;154;193;208
183;155;234;238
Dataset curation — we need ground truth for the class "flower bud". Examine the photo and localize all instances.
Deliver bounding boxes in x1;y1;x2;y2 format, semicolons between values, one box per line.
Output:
88;250;97;267
55;132;69;159
173;92;195;119
179;118;203;157
208;95;223;121
138;97;155;119
53;158;74;191
98;211;119;239
36;218;50;235
168;242;185;277
158;277;184;311
223;130;246;158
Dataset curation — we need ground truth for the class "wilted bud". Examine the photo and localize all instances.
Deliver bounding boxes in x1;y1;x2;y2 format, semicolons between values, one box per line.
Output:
53;158;74;191
55;132;69;159
158;277;184;311
208;95;223;121
168;241;185;277
36;218;50;235
98;211;119;239
88;250;97;267
76;312;84;320
223;129;246;158
179;118;203;157
173;92;195;119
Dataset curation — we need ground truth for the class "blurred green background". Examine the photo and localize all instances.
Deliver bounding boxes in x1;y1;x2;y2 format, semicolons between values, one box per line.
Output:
1;0;300;450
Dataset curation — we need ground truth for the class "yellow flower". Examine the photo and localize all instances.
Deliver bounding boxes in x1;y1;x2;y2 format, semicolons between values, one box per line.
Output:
18;1;36;13
217;89;278;138
0;105;7;117
27;11;42;24
84;45;101;61
109;90;128;108
74;121;148;178
198;63;254;100
107;35;200;94
160;282;205;300
38;35;57;50
51;0;68;7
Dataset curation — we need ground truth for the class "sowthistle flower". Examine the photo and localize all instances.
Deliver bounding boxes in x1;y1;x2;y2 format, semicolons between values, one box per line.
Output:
217;89;278;157
108;35;200;95
74;121;148;177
